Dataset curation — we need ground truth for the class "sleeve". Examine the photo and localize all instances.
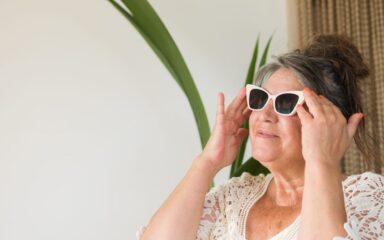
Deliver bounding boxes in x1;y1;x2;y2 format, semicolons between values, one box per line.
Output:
331;172;384;240
197;172;259;239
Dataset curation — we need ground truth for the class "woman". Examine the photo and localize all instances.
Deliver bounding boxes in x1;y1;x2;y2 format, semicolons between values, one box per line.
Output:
138;35;384;239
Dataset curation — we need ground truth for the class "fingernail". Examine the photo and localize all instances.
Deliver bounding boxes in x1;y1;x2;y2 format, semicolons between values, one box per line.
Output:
319;95;325;99
303;87;311;93
359;113;364;119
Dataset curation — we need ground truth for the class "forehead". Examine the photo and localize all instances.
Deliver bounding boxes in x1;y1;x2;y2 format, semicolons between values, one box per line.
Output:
262;68;304;94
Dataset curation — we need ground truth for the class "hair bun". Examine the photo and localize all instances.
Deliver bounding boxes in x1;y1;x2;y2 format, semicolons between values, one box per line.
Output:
302;34;369;79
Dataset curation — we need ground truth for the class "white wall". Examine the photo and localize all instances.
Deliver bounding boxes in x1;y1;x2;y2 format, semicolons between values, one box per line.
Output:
0;0;288;239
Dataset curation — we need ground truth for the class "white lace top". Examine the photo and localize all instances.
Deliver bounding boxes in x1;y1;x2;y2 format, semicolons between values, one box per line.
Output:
137;172;384;240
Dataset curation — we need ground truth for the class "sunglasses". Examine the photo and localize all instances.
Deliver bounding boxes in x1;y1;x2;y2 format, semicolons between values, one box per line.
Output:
246;84;305;116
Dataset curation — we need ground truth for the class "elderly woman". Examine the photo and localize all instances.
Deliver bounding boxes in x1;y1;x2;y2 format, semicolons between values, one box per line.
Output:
138;35;384;240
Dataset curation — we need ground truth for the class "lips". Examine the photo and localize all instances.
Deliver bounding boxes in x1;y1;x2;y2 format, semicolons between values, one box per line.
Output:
256;130;278;138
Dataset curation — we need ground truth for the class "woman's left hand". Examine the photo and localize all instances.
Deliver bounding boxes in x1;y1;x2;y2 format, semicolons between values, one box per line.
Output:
296;87;364;167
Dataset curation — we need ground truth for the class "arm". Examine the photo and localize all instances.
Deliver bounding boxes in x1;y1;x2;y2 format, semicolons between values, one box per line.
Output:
299;163;347;239
141;155;217;240
296;88;363;240
141;88;250;240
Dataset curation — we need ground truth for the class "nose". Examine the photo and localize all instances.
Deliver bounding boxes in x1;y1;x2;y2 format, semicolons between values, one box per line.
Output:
257;99;278;122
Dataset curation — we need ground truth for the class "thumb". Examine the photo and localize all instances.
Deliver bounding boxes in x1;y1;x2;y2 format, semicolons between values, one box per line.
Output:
347;113;364;138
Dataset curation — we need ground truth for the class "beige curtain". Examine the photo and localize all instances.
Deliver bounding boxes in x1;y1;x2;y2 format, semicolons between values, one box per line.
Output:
297;0;384;174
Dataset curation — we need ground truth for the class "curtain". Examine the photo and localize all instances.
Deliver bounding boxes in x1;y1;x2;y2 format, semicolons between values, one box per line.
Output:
297;0;384;174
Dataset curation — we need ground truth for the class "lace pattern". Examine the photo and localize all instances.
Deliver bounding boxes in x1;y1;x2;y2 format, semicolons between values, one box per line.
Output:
136;172;384;239
196;172;384;240
341;172;384;240
197;173;269;240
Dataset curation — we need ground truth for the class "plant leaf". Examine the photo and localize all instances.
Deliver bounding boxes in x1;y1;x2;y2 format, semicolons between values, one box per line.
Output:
108;0;211;148
230;35;273;178
229;36;261;177
234;122;249;169
108;0;183;90
233;157;270;177
245;35;260;85
258;34;273;69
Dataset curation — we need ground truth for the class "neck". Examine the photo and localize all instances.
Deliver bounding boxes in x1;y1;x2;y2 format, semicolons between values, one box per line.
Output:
267;171;305;207
267;169;349;207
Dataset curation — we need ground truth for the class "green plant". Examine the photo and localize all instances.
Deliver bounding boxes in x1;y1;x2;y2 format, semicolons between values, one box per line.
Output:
108;0;271;180
230;35;272;178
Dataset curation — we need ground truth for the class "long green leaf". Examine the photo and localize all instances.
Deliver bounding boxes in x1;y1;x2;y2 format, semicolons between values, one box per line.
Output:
108;1;183;90
108;0;210;148
230;35;273;178
258;34;273;69
229;37;260;177
233;157;270;177
233;122;249;170
119;0;187;90
245;36;260;85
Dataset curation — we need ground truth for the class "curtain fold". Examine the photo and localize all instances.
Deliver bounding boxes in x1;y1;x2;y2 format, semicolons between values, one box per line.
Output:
297;0;384;174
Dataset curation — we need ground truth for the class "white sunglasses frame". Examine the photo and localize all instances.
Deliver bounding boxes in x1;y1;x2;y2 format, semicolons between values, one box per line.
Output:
246;84;305;116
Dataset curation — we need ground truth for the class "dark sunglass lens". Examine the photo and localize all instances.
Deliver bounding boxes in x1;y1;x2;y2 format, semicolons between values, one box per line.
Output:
275;94;299;114
249;89;269;110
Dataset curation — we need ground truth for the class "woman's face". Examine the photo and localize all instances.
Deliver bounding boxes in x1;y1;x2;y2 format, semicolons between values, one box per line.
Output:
249;68;305;171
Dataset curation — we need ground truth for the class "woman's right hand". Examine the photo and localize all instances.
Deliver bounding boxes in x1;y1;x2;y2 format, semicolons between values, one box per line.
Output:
198;87;252;173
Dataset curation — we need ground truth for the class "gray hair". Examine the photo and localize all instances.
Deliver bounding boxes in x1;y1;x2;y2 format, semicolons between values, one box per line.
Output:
252;49;374;170
253;52;347;117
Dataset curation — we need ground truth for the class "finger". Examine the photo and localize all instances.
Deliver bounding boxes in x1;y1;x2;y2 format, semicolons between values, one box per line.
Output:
296;104;312;124
235;107;251;126
318;95;344;123
235;128;249;146
229;106;250;131
217;92;225;114
318;96;337;115
233;100;248;122
303;88;325;118
229;87;246;108
226;87;246;117
238;98;248;111
242;107;252;119
232;98;247;117
319;95;344;117
347;113;364;138
318;95;333;106
242;106;251;115
215;92;225;126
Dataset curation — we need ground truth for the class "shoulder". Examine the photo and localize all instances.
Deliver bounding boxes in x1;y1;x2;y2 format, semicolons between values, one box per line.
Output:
342;171;384;212
342;171;384;193
221;172;268;191
207;172;269;200
227;172;268;188
342;172;384;238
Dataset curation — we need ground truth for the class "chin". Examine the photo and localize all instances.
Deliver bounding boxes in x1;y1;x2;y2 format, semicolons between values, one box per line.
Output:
251;148;278;163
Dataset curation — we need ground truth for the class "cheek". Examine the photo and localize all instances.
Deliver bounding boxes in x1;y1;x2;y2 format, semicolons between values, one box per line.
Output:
248;113;258;141
249;111;257;122
280;118;302;146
